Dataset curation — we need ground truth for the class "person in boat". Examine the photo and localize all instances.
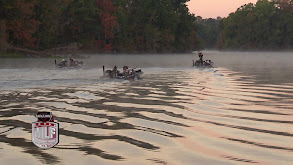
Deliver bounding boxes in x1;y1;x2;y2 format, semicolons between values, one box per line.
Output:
69;58;73;66
69;58;78;67
198;52;203;65
61;59;67;66
69;58;74;66
112;66;118;77
123;66;129;76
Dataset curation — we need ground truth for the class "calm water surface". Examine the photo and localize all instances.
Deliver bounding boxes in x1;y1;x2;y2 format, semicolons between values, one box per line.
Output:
0;51;293;164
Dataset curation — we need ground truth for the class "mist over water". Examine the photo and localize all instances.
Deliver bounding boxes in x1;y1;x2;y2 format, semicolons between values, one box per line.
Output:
0;51;293;164
0;51;292;90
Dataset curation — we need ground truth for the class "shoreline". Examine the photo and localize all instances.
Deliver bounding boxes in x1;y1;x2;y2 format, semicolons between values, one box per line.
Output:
1;49;292;58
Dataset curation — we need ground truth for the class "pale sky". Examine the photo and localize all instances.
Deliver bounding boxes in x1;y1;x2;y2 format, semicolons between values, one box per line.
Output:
187;0;258;18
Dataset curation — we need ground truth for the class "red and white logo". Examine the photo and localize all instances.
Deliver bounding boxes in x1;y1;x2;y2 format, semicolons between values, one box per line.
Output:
32;112;59;149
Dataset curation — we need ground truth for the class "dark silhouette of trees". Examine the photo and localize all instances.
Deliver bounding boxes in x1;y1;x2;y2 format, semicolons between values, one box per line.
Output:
0;0;201;54
217;0;293;50
1;0;292;56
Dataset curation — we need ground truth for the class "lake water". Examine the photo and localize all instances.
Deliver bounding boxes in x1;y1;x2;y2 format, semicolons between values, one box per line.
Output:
0;51;293;164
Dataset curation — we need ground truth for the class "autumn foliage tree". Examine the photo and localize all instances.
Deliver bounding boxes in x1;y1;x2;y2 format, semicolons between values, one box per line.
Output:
96;0;117;51
3;0;39;48
0;0;204;54
1;0;292;55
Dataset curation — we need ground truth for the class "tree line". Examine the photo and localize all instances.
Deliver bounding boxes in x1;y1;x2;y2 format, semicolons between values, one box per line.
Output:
0;0;202;54
0;0;292;56
217;0;293;50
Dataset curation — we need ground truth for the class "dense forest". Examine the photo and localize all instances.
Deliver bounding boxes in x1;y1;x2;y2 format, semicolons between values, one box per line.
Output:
195;16;221;49
0;0;292;56
0;0;201;54
217;0;293;50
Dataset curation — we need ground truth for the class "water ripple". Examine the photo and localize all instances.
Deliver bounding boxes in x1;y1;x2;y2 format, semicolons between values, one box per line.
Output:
0;67;293;164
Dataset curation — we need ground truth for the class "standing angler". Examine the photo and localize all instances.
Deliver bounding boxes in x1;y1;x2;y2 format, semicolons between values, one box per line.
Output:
199;52;203;66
